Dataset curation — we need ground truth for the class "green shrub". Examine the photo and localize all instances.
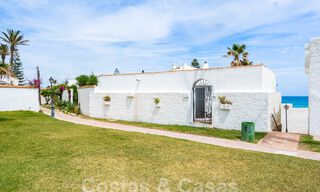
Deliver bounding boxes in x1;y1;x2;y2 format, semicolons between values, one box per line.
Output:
63;102;74;113
55;100;67;110
75;74;98;86
103;96;111;102
218;96;232;104
73;106;81;115
154;98;160;105
40;89;52;104
75;75;89;87
88;74;98;85
69;85;78;105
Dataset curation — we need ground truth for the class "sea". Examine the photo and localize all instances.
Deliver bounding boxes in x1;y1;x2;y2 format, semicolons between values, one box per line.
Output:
282;96;308;108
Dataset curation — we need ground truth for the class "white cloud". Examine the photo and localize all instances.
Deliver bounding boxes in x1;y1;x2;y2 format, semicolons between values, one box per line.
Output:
0;0;319;95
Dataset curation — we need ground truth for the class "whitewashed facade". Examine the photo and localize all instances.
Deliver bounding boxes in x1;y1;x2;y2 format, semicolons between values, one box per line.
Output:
0;74;18;85
79;65;281;132
305;37;320;137
0;67;19;85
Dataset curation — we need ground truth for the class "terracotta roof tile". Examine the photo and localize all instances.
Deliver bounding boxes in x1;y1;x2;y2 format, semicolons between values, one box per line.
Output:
0;85;37;89
79;85;96;88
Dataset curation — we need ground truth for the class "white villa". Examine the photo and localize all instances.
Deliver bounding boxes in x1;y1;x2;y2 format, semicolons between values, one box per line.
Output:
0;67;19;85
79;64;281;132
305;37;320;137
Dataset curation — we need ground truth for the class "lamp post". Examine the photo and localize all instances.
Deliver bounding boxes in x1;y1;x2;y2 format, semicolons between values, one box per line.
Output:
49;77;55;118
283;104;290;133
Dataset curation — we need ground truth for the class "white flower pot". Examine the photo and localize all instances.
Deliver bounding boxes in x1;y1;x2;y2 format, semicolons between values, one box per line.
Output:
183;93;190;98
104;101;110;106
220;104;232;110
155;103;161;108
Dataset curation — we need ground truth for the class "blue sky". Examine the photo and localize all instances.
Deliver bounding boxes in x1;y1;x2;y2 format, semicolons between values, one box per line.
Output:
0;0;319;95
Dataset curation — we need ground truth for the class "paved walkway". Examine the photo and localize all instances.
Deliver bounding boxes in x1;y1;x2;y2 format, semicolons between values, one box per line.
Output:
41;107;320;161
259;131;300;151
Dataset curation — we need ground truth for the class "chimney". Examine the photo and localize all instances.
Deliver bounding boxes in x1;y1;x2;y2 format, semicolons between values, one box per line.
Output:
172;63;177;70
202;61;209;69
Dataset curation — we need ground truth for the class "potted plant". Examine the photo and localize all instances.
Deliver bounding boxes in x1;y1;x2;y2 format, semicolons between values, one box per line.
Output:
127;93;135;98
103;96;111;105
218;96;232;110
154;97;161;107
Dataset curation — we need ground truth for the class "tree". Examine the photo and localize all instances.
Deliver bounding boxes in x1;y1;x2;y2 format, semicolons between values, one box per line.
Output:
1;29;28;67
191;58;200;68
12;51;25;85
40;89;52;104
224;44;252;66
114;68;120;75
241;52;253;65
76;75;89;86
0;44;9;64
75;74;98;86
88;73;98;85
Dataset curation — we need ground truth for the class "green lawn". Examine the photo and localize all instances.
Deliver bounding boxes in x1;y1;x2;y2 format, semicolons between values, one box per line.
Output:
300;135;320;152
80;115;267;142
1;111;320;191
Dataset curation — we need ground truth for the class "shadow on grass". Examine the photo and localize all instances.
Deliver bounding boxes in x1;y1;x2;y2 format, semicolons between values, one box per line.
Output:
0;116;13;122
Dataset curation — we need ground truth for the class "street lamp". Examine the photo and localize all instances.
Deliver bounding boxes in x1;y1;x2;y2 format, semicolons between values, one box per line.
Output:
49;77;55;118
283;104;290;133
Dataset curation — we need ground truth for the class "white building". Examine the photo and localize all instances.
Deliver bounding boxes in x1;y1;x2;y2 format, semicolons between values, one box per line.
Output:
0;67;19;85
305;37;320;137
79;64;281;132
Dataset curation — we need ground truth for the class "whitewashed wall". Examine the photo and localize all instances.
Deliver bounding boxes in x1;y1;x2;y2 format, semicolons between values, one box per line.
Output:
97;65;276;93
0;87;40;112
305;37;320;137
79;89;280;132
62;89;73;103
79;65;280;132
213;92;281;132
280;104;309;134
78;87;93;116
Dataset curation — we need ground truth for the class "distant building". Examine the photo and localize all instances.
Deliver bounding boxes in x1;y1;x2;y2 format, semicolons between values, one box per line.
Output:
79;63;281;132
0;67;19;85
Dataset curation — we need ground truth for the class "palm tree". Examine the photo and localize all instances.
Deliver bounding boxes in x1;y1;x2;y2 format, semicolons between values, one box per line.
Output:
0;44;9;65
225;44;251;66
241;51;253;65
0;29;28;67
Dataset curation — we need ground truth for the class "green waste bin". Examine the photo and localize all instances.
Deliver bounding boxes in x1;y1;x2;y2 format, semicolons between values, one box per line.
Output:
241;122;255;142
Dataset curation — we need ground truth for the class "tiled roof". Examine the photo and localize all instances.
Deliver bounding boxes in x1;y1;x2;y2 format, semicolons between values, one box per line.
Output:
79;85;96;88
0;85;37;89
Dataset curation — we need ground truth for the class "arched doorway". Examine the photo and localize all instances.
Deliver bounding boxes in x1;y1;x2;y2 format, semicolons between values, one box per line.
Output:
193;79;212;124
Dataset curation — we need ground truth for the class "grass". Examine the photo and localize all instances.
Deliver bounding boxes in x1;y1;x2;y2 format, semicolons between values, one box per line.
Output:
79;115;267;142
300;135;320;152
0;111;320;191
43;104;267;142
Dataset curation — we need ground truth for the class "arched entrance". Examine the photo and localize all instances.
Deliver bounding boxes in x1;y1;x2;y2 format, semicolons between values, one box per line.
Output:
193;79;212;124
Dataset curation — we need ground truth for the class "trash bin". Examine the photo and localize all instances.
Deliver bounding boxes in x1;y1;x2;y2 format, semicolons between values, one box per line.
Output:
241;122;255;142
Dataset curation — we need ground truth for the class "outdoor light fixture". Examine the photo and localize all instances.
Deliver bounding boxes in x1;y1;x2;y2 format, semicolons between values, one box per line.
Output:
49;77;55;118
283;104;290;133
